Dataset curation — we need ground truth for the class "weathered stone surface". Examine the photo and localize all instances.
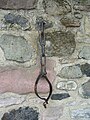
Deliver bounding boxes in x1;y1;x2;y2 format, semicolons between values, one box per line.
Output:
74;0;90;5
80;63;90;77
51;93;70;100
84;16;90;34
58;65;82;79
73;0;90;11
43;0;71;15
73;5;90;11
57;81;77;91
45;31;76;57
2;107;39;120
60;16;81;27
73;1;90;12
79;80;90;98
4;13;31;30
74;12;83;19
79;46;90;60
0;0;37;10
15;15;28;27
4;13;16;24
4;13;28;27
42;106;63;120
71;107;90;120
0;34;34;63
76;31;90;43
0;59;55;94
0;93;25;107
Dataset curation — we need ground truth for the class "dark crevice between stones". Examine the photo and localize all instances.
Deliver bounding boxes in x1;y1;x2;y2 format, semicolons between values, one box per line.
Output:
1;107;39;120
51;93;70;100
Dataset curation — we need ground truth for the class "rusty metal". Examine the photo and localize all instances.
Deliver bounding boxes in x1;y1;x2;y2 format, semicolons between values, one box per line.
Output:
34;17;52;108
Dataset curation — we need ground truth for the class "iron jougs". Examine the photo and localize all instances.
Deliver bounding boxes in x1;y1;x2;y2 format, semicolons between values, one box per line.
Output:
34;17;52;108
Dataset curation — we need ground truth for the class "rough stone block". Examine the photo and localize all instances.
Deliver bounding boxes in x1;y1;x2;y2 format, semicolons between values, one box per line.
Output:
4;13;28;27
4;13;31;30
79;46;90;60
51;93;70;100
0;93;25;107
42;106;63;120
73;5;90;11
60;16;81;27
73;0;90;12
0;34;35;63
0;59;55;94
71;107;90;120
84;16;90;34
80;63;90;77
79;80;90;98
57;81;77;91
1;107;39;120
43;0;71;15
58;65;82;79
0;0;37;10
45;31;76;57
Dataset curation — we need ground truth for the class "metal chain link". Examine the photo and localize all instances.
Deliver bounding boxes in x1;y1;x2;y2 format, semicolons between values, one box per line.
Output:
34;17;52;108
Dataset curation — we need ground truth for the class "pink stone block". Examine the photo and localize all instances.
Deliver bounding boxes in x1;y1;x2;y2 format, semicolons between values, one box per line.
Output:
0;59;56;94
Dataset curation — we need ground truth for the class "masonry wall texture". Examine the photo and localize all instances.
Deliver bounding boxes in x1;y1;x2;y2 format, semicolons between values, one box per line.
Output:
0;0;90;120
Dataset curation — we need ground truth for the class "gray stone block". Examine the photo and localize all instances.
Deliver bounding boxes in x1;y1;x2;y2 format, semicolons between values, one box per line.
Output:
71;107;90;120
80;63;90;77
58;65;82;79
0;34;35;63
79;46;90;60
42;106;63;120
4;14;28;27
0;0;37;10
57;81;77;91
51;93;70;100
43;0;71;15
60;16;81;27
1;107;39;120
79;80;90;98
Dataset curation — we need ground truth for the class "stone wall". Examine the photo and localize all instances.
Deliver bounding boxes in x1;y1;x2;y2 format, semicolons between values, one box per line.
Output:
0;0;90;119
